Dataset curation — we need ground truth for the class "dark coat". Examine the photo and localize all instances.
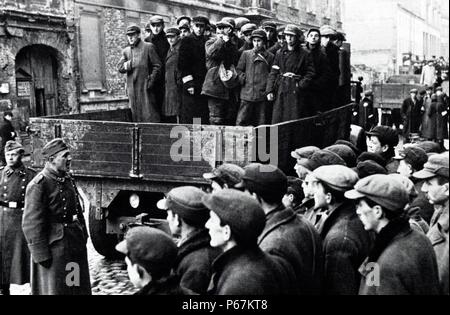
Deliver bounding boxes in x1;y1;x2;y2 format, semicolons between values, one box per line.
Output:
359;219;440;295
174;229;220;294
258;206;323;295
208;245;286;295
267;42;284;55
402;96;422;135
0;119;16;148
117;39;162;122
266;44;316;123
319;201;373;295
321;42;340;110
164;39;182;117
135;275;196;295
0;164;35;286
436;94;449;140
145;32;170;65
353;97;378;131
22;165;91;295
421;95;436;139
237;49;274;102
202;36;239;100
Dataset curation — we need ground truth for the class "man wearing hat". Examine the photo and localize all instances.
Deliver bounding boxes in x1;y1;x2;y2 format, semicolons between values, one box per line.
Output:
291;146;320;180
267;25;286;55
334;32;352;107
235;29;274;126
203;163;244;192
325;144;357;167
0;141;35;295
238;23;257;55
435;86;449;150
413;154;449;294
282;177;305;212
236;163;323;295
202;17;240;125
203;189;289;294
116;226;193;295
345;175;440;295
177;16;191;29
157;186;219;294
0;111;17;166
178;22;191;38
163;26;183;123
395;146;428;179
320;25;340;109
401;89;422;139
261;21;277;50
366;126;400;173
354;90;378;131
234;17;250;40
311;165;372;295
178;16;209;124
266;24;315;123
22;138;91;295
118;24;162;123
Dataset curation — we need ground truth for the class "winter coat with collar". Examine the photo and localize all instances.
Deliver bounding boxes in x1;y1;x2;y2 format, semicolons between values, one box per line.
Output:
164;39;182;116
135;274;196;295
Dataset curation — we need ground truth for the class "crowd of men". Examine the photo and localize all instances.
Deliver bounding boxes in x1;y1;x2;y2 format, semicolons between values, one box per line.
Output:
118;15;351;126
0;123;448;295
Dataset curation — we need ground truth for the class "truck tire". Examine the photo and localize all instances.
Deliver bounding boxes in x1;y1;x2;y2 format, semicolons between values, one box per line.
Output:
88;206;122;259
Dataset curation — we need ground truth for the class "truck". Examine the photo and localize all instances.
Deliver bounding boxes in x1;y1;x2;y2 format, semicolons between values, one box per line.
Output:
28;105;353;258
372;75;424;110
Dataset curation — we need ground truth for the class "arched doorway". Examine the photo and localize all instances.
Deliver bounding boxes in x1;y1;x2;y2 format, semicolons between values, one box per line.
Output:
15;45;60;117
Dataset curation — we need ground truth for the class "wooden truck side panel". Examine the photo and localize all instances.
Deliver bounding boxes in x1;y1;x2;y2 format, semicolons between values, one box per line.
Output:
373;83;424;109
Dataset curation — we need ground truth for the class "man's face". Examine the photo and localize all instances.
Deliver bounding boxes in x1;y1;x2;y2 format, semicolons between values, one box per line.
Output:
313;181;329;209
210;180;223;193
366;136;385;154
422;177;448;205
252;38;264;50
167;35;179;46
307;31;320;46
333;39;343;48
356;199;379;232
125;256;147;288
51;150;72;173
166;210;181;236
217;26;231;36
150;23;164;35
127;33;140;46
205;211;229;248
410;93;417;99
277;34;285;44
321;36;330;47
264;28;275;39
397;160;413;178
180;28;190;38
193;23;206;36
5;150;22;168
285;34;296;47
243;31;253;44
303;173;316;200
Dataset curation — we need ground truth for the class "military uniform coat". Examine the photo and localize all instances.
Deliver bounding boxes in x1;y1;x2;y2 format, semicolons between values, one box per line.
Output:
117;39;162;122
0;164;35;285
266;44;316;123
22;165;91;295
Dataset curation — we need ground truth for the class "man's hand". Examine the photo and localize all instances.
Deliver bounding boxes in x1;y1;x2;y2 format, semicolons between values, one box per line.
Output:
187;87;195;95
223;35;230;43
267;93;274;101
39;258;52;269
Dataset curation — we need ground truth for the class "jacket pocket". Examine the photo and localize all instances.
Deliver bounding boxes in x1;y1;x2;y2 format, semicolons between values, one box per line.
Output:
48;223;65;246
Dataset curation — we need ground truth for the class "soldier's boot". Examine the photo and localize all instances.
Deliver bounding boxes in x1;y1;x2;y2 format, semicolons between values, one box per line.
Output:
0;285;10;295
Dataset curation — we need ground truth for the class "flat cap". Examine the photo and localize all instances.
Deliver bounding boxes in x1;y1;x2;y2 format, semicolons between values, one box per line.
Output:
217;17;235;29
179;23;190;31
202;189;266;245
177;16;191;26
250;29;267;40
313;165;359;192
149;15;164;24
235;17;250;30
310;149;346;167
166;27;181;36
307;28;321;36
394;146;428;171
410;88;418;94
126;24;141;35
364;90;373;97
335;139;361;156
5;140;24;153
356;160;388;179
203;163;245;187
325;144;357;167
284;24;301;37
366;126;399;148
320;25;337;37
192;15;209;25
389;174;418;199
414;141;442;154
241;23;257;34
261;21;277;30
157;186;209;227
116;227;177;277
345;175;409;213
291;146;320;160
357;152;387;167
413;154;449;179
42;138;69;158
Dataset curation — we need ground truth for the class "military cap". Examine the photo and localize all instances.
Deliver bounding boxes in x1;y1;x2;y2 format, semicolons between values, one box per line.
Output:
335;139;361;156
345;175;409;213
356;160;388;179
436;86;443;92
310;149;346;168
357;152;387;167
4;140;24;154
284;24;301;37
165;27;181;37
177;16;191;26
364;90;373;97
235;163;287;201
410;88;418;94
149;15;164;24
126;24;141;35
394;146;428;171
413;154;449;179
179;23;190;31
325;144;357;167
241;23;257;34
203;163;245;187
313;165;359;192
307;28;321;36
235;17;250;31
192;15;209;26
261;21;277;30
250;29;267;41
157;186;209;227
202;189;266;245
116;227;177;278
366;126;399;148
389;174;418;199
291;146;320;160
277;25;286;35
41;138;69;158
319;25;337;37
414;141;442;154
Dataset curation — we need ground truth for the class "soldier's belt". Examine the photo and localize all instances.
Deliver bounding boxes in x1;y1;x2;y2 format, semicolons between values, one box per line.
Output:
0;201;24;209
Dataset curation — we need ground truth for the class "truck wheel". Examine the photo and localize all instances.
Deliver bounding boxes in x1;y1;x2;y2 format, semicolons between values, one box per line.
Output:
88;206;122;259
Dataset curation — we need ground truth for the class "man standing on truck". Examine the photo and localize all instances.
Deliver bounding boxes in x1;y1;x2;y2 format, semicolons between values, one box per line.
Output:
118;25;162;123
0;111;17;166
23;138;91;295
401;89;422;140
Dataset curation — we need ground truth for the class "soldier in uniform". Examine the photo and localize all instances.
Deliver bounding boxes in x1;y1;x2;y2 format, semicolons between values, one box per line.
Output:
0;141;35;295
22;138;91;295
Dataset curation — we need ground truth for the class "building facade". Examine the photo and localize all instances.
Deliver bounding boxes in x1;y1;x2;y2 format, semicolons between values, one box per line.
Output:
343;0;448;78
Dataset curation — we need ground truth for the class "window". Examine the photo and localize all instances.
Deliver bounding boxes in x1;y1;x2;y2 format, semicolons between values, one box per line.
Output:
306;0;316;14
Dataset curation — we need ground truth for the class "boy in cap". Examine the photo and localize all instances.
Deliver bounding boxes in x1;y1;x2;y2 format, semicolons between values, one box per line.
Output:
203;163;244;192
236;29;274;126
395;146;428;178
178;23;191;38
177;16;191;29
22;138;91;295
291;146;320;180
282;177;305;211
0;141;35;295
118;25;162;122
116;226;194;295
203;189;288;295
345;175;440;295
235;17;250;40
267;25;286;55
0;111;17;166
261;21;278;50
236;163;323;295
311;165;372;295
238;23;258;55
401;88;422;139
366;126;400;173
157;186;219;294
